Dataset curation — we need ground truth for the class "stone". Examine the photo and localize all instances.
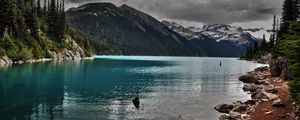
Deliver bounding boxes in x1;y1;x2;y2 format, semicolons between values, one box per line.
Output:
241;114;250;120
254;66;269;72
265;111;272;115
251;90;278;100
270;57;292;80
243;100;257;106
255;80;268;85
214;104;234;113
243;84;263;92
239;75;259;83
272;99;285;107
219;114;230;120
229;111;241;119
232;104;248;113
264;85;278;93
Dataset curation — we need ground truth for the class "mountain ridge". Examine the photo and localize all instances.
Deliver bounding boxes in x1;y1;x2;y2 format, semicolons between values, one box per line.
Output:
67;3;204;56
162;20;264;57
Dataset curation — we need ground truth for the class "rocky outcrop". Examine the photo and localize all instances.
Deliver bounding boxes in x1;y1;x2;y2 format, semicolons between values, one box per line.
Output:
256;53;272;64
50;36;86;60
0;37;89;66
215;66;282;120
0;56;13;65
270;57;292;80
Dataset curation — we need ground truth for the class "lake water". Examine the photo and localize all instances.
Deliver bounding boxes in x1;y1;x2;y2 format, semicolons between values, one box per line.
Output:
0;56;265;120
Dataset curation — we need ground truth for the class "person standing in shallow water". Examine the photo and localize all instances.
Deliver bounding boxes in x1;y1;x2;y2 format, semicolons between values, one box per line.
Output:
220;61;222;67
132;92;140;109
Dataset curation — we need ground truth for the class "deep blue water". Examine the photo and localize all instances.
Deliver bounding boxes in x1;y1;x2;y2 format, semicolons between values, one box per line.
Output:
0;56;265;120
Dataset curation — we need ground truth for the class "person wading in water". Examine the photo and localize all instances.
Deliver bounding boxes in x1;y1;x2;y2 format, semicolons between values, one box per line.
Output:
132;92;140;109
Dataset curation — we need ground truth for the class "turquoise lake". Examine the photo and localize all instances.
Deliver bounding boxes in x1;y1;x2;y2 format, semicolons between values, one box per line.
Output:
0;56;265;120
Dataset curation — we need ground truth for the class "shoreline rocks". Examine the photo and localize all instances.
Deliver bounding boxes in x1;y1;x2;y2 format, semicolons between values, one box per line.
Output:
215;66;282;120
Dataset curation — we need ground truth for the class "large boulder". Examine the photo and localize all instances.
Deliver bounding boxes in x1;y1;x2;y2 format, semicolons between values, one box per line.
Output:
219;114;231;120
215;104;234;113
264;85;278;93
254;66;269;72
251;90;278;100
239;75;259;83
243;84;263;92
228;111;242;119
270;57;292;80
243;100;257;106
232;104;248;113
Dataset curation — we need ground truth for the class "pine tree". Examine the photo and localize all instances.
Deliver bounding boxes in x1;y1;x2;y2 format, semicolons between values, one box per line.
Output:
261;34;267;50
0;0;11;39
7;0;18;36
281;0;298;35
24;0;39;40
282;0;298;22
37;0;42;18
43;0;47;14
254;41;258;52
269;34;275;48
47;0;57;37
58;0;66;39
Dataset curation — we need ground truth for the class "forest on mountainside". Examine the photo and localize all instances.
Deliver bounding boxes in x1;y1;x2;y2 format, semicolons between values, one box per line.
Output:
0;0;120;62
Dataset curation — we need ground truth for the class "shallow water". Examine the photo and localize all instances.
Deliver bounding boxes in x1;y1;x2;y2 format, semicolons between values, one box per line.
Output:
0;56;266;120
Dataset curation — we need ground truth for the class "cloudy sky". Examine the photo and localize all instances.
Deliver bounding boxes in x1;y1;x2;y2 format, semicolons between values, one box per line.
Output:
64;0;283;29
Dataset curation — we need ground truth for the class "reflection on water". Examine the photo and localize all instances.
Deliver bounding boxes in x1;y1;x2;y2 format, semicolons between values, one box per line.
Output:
0;57;265;120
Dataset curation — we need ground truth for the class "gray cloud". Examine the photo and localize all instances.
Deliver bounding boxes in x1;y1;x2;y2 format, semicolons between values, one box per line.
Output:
65;0;282;26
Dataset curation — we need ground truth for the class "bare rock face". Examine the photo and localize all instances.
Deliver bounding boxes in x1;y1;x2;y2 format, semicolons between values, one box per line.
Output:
256;53;272;64
50;37;86;60
215;104;234;114
270;57;292;80
0;56;12;65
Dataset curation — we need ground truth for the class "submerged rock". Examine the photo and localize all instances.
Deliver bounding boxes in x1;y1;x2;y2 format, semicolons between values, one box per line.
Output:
215;104;234;113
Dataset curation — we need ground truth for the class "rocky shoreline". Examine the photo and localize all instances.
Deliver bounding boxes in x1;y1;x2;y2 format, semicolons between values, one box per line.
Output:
214;57;297;120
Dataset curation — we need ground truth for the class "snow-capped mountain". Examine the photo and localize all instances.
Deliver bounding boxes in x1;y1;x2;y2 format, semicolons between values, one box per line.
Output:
162;21;270;45
162;20;270;57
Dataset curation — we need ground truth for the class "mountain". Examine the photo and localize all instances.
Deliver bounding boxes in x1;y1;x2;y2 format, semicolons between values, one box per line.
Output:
66;3;202;56
162;21;264;57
